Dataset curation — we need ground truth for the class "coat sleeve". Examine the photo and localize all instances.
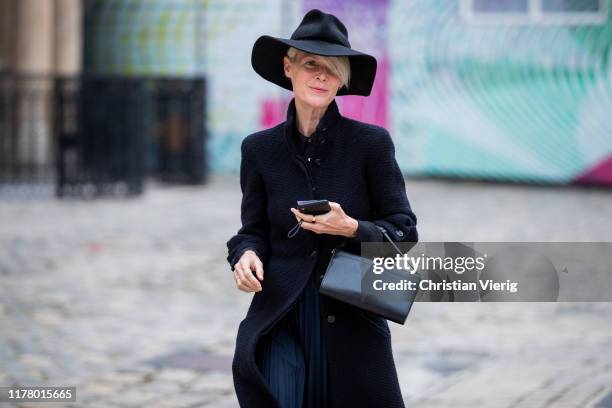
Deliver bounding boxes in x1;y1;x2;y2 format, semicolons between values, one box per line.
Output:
348;128;418;244
226;137;270;271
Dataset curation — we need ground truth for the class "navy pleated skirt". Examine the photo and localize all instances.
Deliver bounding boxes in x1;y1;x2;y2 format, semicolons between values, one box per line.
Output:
256;272;328;408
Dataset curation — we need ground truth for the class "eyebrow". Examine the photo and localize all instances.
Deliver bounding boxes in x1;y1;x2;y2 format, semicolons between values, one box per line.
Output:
299;54;331;69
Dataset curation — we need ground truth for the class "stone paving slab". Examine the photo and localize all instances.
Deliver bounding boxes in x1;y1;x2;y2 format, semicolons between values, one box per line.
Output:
1;175;612;407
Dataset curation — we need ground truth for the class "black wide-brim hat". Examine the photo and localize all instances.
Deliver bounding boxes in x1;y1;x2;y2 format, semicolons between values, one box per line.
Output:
251;9;377;96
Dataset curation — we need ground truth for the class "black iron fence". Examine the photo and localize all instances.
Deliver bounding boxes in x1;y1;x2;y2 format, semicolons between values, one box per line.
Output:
141;78;207;185
1;74;207;198
56;76;147;197
0;75;55;196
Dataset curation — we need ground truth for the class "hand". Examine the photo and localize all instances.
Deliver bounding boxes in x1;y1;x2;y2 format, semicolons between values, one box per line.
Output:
233;250;264;293
290;202;358;238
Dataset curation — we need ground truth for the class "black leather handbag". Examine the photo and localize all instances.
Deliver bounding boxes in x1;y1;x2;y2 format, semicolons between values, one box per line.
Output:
319;226;421;324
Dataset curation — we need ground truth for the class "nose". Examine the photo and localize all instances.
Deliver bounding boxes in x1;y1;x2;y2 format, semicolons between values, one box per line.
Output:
315;69;328;81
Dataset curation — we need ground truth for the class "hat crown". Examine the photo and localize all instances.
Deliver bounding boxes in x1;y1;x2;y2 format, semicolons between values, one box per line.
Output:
290;9;350;48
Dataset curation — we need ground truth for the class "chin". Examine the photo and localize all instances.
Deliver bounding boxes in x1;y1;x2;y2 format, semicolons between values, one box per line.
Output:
300;93;333;109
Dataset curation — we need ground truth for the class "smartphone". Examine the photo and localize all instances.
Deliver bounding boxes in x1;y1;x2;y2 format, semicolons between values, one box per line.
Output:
297;199;331;215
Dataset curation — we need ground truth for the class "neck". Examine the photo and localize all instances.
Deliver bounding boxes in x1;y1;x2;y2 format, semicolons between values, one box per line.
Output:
294;98;329;137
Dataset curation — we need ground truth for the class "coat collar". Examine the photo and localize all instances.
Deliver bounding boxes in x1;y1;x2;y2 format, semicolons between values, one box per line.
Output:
283;98;341;156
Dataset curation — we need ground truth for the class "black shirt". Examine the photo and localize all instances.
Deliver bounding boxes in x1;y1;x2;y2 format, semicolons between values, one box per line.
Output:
294;127;312;156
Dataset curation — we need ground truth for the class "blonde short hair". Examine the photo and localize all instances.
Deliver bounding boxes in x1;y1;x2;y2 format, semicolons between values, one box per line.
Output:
286;47;351;89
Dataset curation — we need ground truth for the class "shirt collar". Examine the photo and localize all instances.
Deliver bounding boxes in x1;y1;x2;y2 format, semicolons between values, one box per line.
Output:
284;98;341;155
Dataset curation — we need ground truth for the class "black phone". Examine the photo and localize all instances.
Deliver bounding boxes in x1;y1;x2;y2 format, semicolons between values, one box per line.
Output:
297;199;331;215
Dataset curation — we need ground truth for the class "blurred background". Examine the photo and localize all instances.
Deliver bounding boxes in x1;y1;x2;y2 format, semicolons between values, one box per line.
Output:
1;0;612;407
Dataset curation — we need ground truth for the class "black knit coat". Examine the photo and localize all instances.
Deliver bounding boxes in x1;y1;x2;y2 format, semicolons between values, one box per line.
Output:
226;98;418;408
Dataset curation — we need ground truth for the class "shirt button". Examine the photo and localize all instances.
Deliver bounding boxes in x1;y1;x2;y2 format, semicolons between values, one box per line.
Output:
396;230;404;237
310;250;317;257
307;139;312;143
312;187;316;191
327;315;336;324
321;139;326;144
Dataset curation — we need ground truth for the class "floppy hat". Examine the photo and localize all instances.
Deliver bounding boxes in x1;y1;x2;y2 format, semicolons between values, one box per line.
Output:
251;9;377;96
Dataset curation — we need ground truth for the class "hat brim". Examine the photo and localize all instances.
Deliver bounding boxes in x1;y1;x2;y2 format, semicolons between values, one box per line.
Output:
251;35;377;96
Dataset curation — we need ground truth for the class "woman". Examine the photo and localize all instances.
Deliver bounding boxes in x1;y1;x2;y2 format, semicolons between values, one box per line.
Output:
226;9;418;408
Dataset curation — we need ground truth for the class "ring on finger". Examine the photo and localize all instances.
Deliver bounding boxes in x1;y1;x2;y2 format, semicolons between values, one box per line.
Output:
312;215;316;223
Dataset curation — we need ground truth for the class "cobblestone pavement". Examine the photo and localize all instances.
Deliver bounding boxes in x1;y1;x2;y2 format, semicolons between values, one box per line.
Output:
1;175;612;408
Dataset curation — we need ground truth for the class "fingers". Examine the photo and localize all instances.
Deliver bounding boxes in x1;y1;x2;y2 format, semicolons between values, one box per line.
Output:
241;261;262;291
291;208;326;224
291;208;325;234
254;259;264;281
234;268;259;292
234;269;251;292
290;207;307;222
299;220;323;234
294;204;350;236
234;261;262;292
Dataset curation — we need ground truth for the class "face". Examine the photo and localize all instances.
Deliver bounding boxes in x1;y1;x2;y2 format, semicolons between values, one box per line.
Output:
283;52;343;110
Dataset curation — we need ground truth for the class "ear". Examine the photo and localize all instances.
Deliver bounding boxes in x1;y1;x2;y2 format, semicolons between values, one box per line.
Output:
283;56;292;79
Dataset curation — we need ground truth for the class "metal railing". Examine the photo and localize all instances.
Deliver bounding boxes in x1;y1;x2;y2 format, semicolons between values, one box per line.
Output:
0;74;208;198
0;75;55;196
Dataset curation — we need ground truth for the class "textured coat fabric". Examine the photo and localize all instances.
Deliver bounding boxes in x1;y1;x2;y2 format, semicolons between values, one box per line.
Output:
226;98;418;408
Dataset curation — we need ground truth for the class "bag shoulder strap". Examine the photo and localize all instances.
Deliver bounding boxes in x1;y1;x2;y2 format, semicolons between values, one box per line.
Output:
376;225;403;256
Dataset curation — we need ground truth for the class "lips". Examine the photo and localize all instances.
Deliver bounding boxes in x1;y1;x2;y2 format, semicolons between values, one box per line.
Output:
310;86;328;94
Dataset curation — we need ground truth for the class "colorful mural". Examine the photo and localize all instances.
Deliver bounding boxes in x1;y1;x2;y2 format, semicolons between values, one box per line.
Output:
83;0;612;185
390;1;612;184
84;0;205;76
202;0;287;171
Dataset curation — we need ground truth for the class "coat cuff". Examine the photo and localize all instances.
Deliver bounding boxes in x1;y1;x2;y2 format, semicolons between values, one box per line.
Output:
350;220;384;243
